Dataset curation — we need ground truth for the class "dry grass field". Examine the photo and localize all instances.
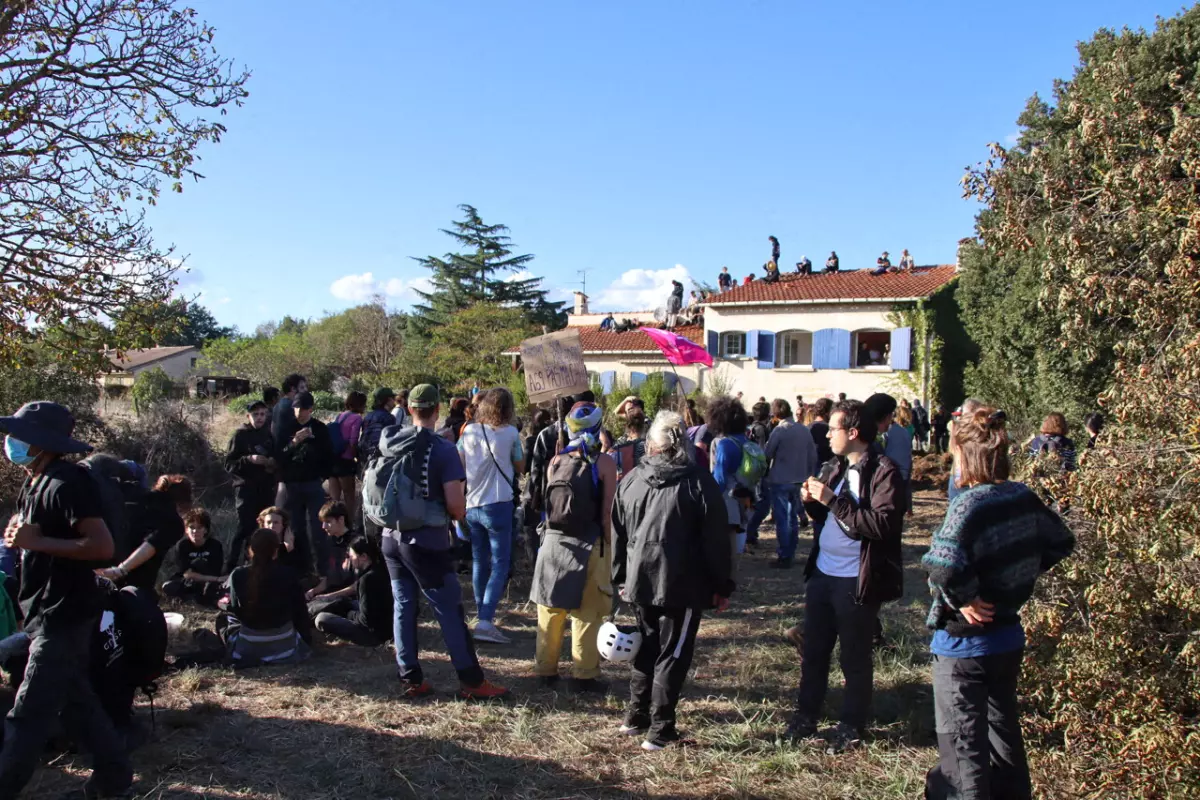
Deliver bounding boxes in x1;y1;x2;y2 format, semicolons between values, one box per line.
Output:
25;490;1081;799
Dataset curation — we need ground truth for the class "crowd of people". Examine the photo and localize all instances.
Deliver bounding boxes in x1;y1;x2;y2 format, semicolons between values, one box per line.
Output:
0;376;1088;798
710;237;919;292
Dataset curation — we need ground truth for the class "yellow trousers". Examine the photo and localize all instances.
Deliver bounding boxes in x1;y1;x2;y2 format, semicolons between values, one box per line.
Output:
534;544;612;680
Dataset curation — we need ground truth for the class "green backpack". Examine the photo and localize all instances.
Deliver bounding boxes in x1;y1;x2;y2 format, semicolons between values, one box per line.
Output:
735;439;767;488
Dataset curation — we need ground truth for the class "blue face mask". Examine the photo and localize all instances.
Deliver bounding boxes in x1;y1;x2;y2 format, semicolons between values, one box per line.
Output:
4;437;36;467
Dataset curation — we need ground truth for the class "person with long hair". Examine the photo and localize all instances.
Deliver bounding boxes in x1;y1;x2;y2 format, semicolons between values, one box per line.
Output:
255;505;295;567
531;401;617;693
612;411;733;750
221;527;312;666
313;537;393;646
440;396;470;444
327;391;367;527
923;408;1074;798
458;387;524;644
705;396;752;553
97;474;192;596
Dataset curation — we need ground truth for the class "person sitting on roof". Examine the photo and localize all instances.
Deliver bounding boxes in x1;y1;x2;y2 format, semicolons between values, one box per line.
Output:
898;249;915;272
796;256;812;275
872;251;892;276
763;261;780;284
599;313;615;332
825;252;840;273
743;274;756;285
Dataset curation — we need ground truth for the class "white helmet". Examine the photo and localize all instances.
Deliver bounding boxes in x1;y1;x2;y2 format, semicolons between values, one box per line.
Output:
598;621;642;662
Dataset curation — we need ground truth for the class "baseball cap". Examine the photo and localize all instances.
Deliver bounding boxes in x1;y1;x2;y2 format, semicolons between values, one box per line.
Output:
409;384;440;409
372;387;396;406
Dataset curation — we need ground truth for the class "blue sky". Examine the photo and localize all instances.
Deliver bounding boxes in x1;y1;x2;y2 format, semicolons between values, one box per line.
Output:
148;0;1185;331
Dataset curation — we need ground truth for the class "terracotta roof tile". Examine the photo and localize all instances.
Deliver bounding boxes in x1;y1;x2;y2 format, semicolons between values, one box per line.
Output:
108;345;198;370
707;265;957;305
504;325;704;355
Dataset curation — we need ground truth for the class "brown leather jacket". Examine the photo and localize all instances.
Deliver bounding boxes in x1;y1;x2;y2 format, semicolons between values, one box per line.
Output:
802;451;905;605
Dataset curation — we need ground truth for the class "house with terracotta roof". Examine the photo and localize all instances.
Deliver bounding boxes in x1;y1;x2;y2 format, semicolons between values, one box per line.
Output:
103;346;249;397
702;265;959;402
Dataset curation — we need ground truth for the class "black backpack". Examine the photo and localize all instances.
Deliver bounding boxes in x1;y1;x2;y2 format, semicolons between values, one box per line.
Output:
80;455;146;565
545;452;601;541
91;585;167;728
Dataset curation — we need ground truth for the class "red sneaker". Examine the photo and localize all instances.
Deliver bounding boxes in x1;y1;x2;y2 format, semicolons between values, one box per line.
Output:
457;679;509;700
399;680;434;699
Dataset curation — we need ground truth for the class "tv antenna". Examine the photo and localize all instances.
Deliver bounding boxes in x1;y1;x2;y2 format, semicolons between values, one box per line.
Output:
577;268;591;296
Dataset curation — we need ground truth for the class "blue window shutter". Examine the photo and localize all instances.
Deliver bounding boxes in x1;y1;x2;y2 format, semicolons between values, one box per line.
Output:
745;330;759;360
757;331;776;369
630;371;647;389
891;327;913;371
812;329;834;369
832;329;851;369
600;371;616;395
707;330;718;357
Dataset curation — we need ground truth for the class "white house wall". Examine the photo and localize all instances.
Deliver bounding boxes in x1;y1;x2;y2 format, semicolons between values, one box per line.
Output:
704;303;918;403
581;355;703;395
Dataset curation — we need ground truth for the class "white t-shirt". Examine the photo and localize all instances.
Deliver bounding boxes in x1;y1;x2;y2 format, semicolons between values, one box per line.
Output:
457;423;523;508
815;470;863;578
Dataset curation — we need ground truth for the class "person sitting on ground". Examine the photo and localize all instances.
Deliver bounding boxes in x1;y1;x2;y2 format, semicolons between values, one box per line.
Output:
922;408;1074;799
313;537;394;646
531;401;617;693
899;249;915;271
796;256;812;275
382;384;508;699
162;509;224;606
220;527;312;667
763;261;781;284
304;502;356;610
97;474;192;597
253;505;295;572
825;251;840;273
872;251;892;276
612;410;733;751
786;399;905;753
599;313;616;332
717;266;733;292
1028;412;1078;472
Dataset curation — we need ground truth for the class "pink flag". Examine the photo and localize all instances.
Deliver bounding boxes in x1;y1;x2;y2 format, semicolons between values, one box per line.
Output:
639;327;714;368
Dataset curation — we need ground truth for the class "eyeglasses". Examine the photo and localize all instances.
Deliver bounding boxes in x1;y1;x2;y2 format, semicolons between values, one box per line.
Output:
828;425;853;433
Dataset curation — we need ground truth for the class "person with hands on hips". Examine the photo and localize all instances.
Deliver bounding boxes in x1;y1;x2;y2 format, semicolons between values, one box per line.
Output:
611;410;733;752
785;399;905;754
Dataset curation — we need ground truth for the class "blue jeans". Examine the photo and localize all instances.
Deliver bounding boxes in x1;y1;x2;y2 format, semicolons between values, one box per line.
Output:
771;482;803;560
466;501;514;623
745;481;772;542
382;536;483;686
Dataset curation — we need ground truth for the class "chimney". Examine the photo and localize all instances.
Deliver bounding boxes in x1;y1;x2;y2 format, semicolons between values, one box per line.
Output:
573;291;589;316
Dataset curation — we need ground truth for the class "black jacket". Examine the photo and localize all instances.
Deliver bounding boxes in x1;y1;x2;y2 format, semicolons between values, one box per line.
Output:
228;562;312;642
803;451;904;605
224;423;277;488
352;564;394;641
612;455;733;609
277;418;333;484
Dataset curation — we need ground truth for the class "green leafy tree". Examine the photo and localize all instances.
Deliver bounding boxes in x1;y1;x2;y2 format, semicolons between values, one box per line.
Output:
427;304;535;392
0;0;249;368
410;205;565;336
129;367;174;415
963;9;1200;792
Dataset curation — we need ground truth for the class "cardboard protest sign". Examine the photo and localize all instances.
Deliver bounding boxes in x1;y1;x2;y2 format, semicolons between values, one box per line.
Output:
520;329;590;405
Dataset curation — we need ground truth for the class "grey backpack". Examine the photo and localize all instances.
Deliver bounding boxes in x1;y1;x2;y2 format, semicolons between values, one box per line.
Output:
361;426;448;531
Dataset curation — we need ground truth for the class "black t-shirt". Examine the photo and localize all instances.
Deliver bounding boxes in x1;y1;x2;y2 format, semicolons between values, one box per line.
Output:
325;533;352;590
171;537;224;580
18;459;106;634
351;564;394;640
123;491;185;591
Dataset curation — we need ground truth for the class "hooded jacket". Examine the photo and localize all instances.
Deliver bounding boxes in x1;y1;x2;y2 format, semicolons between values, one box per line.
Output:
612;454;734;609
803;451;904;605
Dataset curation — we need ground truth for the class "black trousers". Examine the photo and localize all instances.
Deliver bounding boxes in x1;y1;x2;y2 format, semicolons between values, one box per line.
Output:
162;577;219;606
226;481;277;573
315;610;383;647
795;569;880;731
627;604;703;742
925;649;1031;800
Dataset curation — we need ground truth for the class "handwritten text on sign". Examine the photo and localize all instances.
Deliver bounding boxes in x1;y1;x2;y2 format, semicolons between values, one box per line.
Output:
521;329;591;404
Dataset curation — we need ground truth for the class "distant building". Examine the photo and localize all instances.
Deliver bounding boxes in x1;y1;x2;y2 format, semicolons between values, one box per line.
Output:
103;346;249;397
506;266;960;404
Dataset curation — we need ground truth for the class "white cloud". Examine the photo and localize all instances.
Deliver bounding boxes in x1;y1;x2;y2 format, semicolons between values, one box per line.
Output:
1003;130;1021;146
329;272;434;304
504;269;536;283
592;264;692;311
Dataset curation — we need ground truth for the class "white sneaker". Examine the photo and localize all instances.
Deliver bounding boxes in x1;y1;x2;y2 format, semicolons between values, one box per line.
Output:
473;620;511;644
640;739;664;752
618;724;644;737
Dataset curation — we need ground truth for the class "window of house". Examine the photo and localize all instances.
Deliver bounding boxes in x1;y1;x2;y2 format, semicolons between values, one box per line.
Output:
720;331;747;358
852;330;892;367
776;330;813;367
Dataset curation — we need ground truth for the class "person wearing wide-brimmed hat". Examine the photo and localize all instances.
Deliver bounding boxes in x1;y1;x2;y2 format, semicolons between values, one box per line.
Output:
0;401;133;797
